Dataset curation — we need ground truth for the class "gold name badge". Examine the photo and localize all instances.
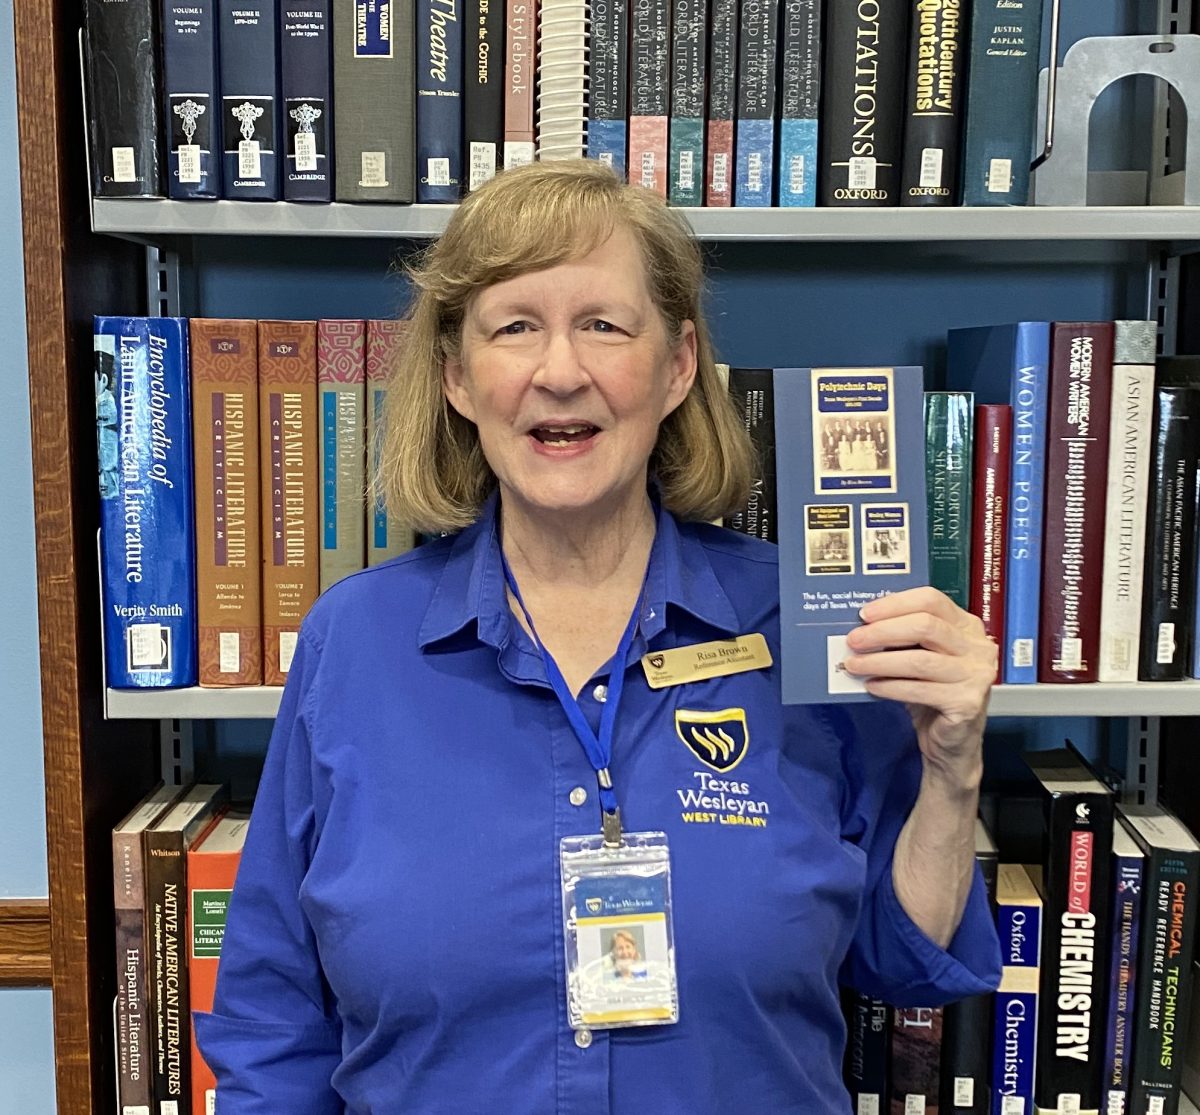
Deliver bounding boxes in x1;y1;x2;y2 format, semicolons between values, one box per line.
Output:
640;634;773;689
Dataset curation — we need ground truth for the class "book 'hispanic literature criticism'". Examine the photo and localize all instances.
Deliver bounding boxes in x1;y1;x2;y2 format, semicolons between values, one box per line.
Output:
776;366;929;704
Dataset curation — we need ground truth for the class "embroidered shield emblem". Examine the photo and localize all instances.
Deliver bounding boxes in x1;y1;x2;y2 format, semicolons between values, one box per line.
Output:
674;708;749;772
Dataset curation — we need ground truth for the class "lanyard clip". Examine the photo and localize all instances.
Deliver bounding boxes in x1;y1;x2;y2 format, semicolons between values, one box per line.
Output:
602;807;623;848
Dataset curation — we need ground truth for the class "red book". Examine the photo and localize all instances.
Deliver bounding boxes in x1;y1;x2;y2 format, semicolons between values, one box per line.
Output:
889;1005;943;1114
1038;322;1116;682
969;404;1012;651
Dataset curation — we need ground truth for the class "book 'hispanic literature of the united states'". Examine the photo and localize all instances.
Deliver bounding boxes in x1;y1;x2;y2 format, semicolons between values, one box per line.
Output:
775;366;929;704
319;320;367;591
1102;821;1145;1115
417;0;464;199
282;2;333;202
923;391;973;610
366;321;417;564
734;0;780;207
1025;748;1114;1115
218;0;281;200
95;316;197;689
162;0;221;198
777;0;820;207
992;863;1042;1115
190;318;262;687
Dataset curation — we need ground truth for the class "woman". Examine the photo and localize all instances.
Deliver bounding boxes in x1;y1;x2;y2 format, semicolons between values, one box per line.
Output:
197;160;1000;1114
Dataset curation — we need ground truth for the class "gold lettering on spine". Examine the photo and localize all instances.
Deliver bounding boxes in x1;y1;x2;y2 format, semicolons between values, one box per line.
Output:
225;392;248;567
282;392;307;567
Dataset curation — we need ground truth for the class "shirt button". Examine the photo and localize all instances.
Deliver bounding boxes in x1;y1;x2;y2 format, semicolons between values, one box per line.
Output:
592;684;608;703
569;786;588;807
574;1028;593;1049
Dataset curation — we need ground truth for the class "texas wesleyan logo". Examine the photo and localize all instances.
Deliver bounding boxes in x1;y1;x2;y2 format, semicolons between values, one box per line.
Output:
674;708;748;772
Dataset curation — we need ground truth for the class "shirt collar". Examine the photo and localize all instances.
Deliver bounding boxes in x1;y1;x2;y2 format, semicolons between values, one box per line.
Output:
417;491;742;651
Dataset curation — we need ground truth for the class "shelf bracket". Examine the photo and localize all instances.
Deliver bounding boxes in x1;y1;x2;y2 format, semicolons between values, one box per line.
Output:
159;718;195;787
145;246;182;318
1123;716;1162;805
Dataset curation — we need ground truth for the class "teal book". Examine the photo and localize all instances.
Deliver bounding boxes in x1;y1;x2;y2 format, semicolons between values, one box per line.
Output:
924;391;973;610
668;0;706;205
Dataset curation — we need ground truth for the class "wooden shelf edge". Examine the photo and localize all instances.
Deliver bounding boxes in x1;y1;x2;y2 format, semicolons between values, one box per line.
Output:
0;899;52;988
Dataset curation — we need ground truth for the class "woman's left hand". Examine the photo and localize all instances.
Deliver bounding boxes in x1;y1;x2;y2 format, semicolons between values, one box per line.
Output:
841;587;998;783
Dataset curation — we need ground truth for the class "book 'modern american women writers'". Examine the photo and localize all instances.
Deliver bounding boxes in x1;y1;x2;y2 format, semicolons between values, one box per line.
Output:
775;366;928;704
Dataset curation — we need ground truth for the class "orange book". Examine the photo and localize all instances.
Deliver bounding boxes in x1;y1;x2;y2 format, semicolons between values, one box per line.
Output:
258;320;319;685
191;319;263;686
188;808;251;1115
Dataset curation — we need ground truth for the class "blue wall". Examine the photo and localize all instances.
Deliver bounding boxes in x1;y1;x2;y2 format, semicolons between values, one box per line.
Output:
0;0;56;1110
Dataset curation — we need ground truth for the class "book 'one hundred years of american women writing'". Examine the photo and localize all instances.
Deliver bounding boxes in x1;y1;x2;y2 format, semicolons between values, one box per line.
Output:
775;366;929;704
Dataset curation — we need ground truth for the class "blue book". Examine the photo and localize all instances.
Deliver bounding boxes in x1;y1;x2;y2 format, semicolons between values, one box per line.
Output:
947;323;1051;684
161;0;221;198
1102;825;1144;1114
775;366;929;705
218;0;281;200
416;0;464;201
777;0;819;207
960;0;1045;206
281;3;333;202
991;864;1041;1115
734;0;779;207
94;317;196;688
588;0;628;174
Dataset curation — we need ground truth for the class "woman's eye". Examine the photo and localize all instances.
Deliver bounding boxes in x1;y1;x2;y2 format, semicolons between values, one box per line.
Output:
590;319;618;333
500;321;528;335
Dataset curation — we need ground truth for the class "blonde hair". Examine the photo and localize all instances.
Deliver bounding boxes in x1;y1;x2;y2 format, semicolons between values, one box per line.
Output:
377;159;755;533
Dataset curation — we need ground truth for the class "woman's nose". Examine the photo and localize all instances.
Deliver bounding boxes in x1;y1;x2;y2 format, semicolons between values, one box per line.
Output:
531;331;589;394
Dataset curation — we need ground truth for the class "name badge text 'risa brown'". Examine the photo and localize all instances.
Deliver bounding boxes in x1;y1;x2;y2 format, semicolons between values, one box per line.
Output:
640;635;773;689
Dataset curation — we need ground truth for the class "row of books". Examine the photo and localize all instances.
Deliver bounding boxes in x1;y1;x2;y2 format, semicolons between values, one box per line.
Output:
95;316;414;690
85;0;1048;207
726;332;1200;690
844;748;1200;1115
113;782;245;1115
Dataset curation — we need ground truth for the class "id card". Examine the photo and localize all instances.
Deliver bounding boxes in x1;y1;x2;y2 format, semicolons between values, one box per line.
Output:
560;832;679;1030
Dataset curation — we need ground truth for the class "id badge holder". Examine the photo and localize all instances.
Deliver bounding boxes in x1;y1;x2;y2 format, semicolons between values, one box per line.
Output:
560;831;679;1030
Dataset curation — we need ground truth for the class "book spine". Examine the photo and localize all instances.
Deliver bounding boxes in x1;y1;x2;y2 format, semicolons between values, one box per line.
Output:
992;877;1040;1115
734;0;780;207
899;0;967;207
818;0;909;206
628;0;670;195
924;391;974;611
1034;789;1114;1112
843;989;891;1110
727;368;777;543
1138;387;1200;681
890;1006;943;1114
217;0;281;199
281;2;333;202
464;0;506;189
587;0;629;174
365;321;417;564
332;0;416;202
777;0;820;208
668;0;706;205
259;322;319;686
84;0;165;196
190;319;263;687
417;0;465;199
95;317;197;689
114;829;153;1111
319;321;367;592
162;0;221;198
960;0;1045;206
969;404;1012;652
503;0;537;167
1129;845;1200;1115
705;0;738;205
1102;850;1144;1113
1038;323;1115;683
1098;323;1156;682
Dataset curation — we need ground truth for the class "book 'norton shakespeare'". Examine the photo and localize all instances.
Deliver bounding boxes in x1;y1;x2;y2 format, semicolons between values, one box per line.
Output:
775;366;929;704
95;316;197;688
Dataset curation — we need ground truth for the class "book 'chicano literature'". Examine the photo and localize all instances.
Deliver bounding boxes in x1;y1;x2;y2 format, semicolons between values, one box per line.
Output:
95;316;197;688
775;366;929;704
319;320;367;591
923;391;973;610
366;321;417;564
992;863;1041;1115
162;0;221;198
190;318;263;687
218;0;281;199
281;2;333;202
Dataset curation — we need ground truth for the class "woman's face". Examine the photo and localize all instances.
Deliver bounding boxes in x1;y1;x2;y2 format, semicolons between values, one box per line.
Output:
443;227;697;523
613;934;638;962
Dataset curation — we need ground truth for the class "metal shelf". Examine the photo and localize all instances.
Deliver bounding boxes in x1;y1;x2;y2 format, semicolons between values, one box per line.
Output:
90;198;1200;243
105;680;1200;720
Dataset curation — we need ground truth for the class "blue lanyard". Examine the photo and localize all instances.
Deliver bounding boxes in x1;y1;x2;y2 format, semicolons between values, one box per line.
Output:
500;552;646;846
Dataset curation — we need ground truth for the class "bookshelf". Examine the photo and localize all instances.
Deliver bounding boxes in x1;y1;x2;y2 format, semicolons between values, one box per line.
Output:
16;1;1200;1113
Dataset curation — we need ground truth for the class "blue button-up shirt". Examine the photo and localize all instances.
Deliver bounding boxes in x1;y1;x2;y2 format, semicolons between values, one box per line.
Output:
196;496;1001;1114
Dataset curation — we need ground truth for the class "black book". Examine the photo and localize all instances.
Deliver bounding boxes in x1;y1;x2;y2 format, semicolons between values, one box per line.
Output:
727;367;776;542
162;0;221;198
818;0;910;206
218;0;282;200
899;0;969;206
1120;804;1200;1115
1024;747;1114;1114
843;988;890;1110
939;818;997;1113
464;0;505;190
1138;386;1200;681
84;0;165;197
281;2;333;202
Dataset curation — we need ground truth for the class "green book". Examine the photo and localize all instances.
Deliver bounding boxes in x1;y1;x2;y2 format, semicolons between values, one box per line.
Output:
924;391;973;609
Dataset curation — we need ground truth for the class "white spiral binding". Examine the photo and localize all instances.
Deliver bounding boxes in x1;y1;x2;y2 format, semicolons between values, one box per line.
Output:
536;0;590;160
